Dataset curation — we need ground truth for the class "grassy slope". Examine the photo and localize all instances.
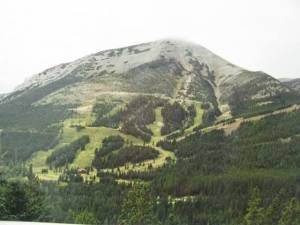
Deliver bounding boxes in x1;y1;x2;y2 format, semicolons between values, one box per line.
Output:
147;107;164;143
29;116;143;179
27;99;300;183
174;103;300;142
32;104;178;179
103;145;175;173
104;106;176;173
204;103;300;135
27;97;206;181
159;100;203;139
147;107;176;170
184;102;203;135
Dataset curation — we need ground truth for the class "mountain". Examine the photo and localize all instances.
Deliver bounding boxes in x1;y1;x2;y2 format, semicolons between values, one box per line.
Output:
1;38;299;170
1;39;300;224
282;78;300;92
278;77;293;82
2;39;295;118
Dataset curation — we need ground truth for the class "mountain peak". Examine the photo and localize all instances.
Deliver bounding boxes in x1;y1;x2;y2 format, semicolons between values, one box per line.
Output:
14;38;231;92
4;40;294;120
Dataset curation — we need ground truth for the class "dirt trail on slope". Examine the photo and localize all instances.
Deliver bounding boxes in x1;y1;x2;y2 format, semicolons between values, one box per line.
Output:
177;104;300;140
209;104;300;135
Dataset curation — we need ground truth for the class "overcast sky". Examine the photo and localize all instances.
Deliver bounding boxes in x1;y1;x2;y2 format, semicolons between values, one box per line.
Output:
0;0;299;93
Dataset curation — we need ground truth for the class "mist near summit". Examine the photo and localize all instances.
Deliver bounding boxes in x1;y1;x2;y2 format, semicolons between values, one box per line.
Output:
0;0;299;93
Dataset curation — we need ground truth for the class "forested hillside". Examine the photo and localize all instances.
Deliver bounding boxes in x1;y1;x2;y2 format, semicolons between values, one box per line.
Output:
1;40;300;224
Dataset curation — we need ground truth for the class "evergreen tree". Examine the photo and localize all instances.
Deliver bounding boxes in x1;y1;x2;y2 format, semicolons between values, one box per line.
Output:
263;190;285;225
0;187;8;218
244;187;265;225
118;185;161;225
74;211;97;224
279;198;300;225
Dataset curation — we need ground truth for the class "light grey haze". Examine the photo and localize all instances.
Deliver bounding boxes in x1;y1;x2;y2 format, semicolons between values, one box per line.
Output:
0;0;299;93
